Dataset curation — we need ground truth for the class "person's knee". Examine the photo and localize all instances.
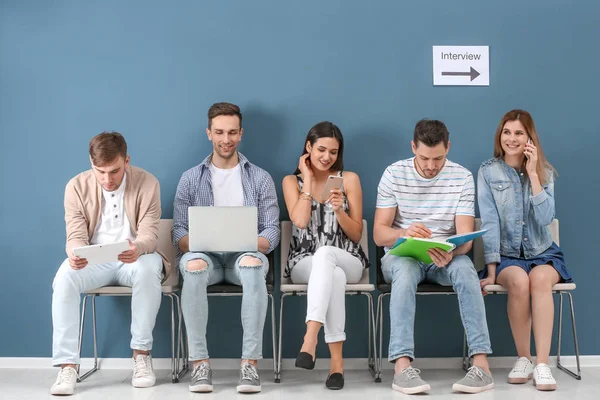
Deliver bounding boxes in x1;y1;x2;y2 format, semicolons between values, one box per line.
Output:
186;259;208;272
239;255;263;268
390;259;420;285
332;267;347;287
506;273;530;295
52;259;77;291
529;268;555;293
134;256;163;283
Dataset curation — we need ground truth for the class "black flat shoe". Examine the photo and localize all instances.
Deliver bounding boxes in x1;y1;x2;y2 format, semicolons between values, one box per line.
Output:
326;373;344;390
295;352;316;370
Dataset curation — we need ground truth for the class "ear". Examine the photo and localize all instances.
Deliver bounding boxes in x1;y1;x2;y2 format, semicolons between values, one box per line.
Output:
445;141;451;155
89;155;94;168
239;127;243;140
305;141;311;153
411;140;417;155
124;155;130;167
206;127;212;141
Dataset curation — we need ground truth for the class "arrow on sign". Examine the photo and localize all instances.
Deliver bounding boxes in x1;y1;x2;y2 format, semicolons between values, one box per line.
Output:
441;67;480;81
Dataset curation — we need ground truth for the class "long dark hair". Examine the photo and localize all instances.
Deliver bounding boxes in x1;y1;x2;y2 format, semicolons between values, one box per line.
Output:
294;121;344;174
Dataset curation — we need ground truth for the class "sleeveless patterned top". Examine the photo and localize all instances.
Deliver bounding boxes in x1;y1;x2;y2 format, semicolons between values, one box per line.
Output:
285;171;369;278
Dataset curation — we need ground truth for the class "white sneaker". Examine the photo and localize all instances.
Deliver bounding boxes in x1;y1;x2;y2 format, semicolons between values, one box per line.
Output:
533;363;556;391
132;354;156;388
50;366;78;395
508;357;534;384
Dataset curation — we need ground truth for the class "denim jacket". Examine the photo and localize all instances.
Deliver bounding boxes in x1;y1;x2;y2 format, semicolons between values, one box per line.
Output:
477;158;555;265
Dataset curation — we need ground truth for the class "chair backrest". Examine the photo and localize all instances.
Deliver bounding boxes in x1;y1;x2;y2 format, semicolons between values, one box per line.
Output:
472;218;559;271
158;219;179;285
280;219;370;285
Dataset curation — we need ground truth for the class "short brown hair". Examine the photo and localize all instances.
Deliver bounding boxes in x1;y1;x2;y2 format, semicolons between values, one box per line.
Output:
413;119;449;148
89;131;128;166
207;102;242;129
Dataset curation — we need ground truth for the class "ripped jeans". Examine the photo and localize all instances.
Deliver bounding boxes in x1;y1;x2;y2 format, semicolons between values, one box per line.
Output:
179;251;269;360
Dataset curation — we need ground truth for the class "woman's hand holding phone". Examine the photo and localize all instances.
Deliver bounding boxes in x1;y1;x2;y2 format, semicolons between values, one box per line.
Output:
326;188;344;211
524;137;538;176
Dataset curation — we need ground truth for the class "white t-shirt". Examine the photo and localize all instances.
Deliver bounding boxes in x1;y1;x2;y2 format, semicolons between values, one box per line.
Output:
210;163;244;207
91;173;135;245
376;157;475;240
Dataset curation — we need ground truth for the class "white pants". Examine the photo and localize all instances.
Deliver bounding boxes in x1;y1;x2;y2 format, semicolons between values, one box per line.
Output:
290;246;363;343
51;253;163;366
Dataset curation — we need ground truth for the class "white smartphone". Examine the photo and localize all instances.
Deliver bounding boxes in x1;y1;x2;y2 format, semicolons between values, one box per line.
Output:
321;175;344;201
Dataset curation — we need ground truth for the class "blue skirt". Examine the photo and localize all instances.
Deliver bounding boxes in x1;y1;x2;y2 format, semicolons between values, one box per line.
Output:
479;242;572;283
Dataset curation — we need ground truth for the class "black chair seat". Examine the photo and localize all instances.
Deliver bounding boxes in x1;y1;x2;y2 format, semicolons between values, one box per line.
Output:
208;284;274;294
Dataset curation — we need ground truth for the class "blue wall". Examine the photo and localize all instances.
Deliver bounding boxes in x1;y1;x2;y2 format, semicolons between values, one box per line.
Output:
1;0;598;360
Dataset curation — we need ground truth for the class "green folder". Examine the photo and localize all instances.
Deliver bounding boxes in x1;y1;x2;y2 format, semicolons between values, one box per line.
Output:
388;237;455;264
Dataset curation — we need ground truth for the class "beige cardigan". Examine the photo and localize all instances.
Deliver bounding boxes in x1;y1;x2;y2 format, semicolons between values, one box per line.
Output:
64;165;172;280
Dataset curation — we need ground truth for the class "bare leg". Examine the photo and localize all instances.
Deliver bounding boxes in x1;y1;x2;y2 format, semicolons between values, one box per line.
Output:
497;266;532;359
529;265;560;365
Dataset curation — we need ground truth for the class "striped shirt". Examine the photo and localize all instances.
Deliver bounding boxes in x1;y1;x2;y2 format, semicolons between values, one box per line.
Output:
376;157;475;240
172;152;280;254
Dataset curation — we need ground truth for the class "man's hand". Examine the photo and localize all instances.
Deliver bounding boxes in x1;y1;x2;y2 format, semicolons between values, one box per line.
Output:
68;253;88;270
479;276;496;296
118;239;140;264
428;247;453;268
405;222;432;238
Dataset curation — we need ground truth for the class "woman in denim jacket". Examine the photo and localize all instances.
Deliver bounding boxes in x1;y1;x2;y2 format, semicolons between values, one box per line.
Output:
477;109;572;391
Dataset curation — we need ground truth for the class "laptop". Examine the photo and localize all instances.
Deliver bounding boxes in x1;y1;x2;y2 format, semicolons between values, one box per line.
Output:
188;206;258;252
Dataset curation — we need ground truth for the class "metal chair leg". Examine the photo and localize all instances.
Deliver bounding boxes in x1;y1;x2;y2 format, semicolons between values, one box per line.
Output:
168;294;177;383
376;293;386;381
275;293;288;383
364;292;380;382
462;330;470;372
174;292;188;380
79;295;98;381
269;294;278;383
556;292;582;380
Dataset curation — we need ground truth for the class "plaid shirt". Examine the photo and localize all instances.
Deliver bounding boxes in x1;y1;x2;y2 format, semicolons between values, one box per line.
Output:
172;152;280;254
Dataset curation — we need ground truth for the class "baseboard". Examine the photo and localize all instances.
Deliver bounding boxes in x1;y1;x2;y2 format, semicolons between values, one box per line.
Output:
0;356;598;370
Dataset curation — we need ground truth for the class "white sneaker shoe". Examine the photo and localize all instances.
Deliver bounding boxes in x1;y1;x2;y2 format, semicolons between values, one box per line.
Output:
132;354;156;388
508;357;534;384
533;363;557;391
50;366;78;395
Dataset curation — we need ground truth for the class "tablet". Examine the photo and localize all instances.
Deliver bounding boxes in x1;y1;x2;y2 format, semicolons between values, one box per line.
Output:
73;241;130;265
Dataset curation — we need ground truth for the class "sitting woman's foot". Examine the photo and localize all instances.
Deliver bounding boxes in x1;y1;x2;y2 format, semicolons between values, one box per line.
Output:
325;373;344;390
296;335;317;369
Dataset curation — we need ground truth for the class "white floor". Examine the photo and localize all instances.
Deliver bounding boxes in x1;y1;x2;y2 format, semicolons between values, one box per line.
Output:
1;366;598;400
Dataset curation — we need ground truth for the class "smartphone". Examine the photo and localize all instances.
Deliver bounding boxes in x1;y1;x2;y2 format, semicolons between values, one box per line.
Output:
525;138;532;158
321;175;344;200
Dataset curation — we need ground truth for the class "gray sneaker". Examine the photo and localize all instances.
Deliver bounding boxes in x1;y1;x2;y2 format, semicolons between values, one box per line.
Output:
237;362;261;393
189;362;213;393
452;366;494;393
392;367;431;394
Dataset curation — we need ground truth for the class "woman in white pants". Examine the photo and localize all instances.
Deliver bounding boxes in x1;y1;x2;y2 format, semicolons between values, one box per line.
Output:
282;121;368;390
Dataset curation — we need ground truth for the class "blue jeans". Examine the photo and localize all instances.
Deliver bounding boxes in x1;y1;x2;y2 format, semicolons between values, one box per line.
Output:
179;251;268;360
381;254;492;361
52;253;163;366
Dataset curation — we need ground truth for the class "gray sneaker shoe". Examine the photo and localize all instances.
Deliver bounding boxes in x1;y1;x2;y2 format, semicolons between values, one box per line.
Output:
237;362;261;393
189;362;213;393
392;367;431;394
452;366;494;393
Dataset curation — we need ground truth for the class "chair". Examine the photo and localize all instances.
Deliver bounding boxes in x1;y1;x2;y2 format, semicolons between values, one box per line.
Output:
375;218;581;381
476;219;581;380
276;220;378;383
204;251;278;382
77;219;188;383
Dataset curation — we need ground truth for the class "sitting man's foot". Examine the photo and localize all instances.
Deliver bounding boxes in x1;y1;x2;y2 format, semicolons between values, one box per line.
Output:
132;354;156;388
189;361;213;393
237;362;261;393
50;366;78;395
508;357;534;384
452;366;494;393
392;366;431;394
533;363;557;391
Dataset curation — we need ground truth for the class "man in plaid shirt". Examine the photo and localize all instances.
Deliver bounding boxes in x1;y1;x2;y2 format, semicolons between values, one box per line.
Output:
172;102;280;394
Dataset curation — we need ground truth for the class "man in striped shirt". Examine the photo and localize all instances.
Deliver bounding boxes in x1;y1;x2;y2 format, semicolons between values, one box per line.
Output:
374;119;493;394
171;103;280;394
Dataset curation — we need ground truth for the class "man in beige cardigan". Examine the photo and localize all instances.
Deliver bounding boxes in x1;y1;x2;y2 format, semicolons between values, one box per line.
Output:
50;132;170;396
